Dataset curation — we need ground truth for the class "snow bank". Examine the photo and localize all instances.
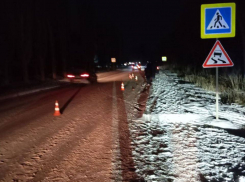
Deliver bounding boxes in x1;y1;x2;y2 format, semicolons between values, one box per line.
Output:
130;69;245;181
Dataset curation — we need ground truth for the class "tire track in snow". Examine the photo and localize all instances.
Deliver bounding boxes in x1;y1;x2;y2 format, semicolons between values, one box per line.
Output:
31;83;115;182
1;116;95;181
0;83;113;181
0;86;95;180
111;81;123;181
171;123;200;181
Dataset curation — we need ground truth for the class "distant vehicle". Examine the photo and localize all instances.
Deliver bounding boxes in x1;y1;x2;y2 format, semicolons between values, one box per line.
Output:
137;64;142;70
131;64;141;71
156;66;160;73
131;64;137;70
66;69;97;83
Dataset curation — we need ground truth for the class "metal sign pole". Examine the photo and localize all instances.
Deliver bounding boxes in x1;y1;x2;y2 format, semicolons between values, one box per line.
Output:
216;67;219;120
201;3;235;120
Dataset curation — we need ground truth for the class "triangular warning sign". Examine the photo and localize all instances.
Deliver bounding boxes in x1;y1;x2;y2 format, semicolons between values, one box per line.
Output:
203;40;234;68
207;9;229;30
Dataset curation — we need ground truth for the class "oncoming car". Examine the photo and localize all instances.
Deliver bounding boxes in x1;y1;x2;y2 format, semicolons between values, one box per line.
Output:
131;64;137;70
66;69;97;84
131;64;142;71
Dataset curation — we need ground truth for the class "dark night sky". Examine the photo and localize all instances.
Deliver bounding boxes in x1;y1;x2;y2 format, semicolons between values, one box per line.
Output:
1;0;245;83
92;0;187;61
89;0;245;66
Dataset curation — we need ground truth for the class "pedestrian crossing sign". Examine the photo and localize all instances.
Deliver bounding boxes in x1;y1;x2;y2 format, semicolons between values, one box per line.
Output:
201;3;236;39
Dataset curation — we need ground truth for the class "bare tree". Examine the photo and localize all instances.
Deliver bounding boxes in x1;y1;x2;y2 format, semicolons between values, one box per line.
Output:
19;3;33;84
60;30;67;78
238;2;245;78
34;0;48;81
48;22;57;80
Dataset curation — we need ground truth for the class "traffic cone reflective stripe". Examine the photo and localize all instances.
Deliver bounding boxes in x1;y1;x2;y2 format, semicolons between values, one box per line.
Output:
121;82;125;91
135;76;138;81
54;100;61;116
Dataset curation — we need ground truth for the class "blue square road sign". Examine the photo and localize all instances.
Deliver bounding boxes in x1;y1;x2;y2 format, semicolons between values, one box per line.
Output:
201;3;236;39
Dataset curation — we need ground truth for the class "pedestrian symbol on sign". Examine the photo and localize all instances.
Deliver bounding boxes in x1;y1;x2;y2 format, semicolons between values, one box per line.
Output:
214;12;223;27
207;10;229;30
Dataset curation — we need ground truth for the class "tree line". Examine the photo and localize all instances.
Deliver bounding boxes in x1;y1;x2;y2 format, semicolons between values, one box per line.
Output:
0;0;122;85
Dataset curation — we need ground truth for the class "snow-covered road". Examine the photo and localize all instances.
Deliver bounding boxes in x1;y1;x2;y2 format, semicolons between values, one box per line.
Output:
0;70;145;182
128;69;245;181
1;68;245;181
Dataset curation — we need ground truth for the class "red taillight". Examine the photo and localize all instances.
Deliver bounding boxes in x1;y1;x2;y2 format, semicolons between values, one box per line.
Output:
80;73;89;78
67;74;75;78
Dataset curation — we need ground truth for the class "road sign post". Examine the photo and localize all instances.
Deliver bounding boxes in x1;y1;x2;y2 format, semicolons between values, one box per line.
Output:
216;67;219;120
203;39;234;119
201;2;236;120
201;3;236;119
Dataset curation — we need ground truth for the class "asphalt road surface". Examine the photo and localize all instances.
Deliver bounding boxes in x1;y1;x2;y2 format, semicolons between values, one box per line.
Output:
0;69;146;182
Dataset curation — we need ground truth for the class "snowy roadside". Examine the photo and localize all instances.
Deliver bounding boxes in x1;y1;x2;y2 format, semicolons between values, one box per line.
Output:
146;70;245;129
128;69;245;182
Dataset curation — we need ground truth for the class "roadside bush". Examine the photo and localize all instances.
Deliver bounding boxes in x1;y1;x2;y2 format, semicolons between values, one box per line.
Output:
220;89;236;104
169;65;245;105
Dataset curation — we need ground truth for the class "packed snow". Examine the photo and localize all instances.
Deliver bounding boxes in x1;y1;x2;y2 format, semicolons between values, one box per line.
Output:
128;69;245;181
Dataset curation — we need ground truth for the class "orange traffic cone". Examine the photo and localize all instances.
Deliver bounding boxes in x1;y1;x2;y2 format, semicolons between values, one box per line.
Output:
53;100;61;116
129;73;132;79
121;82;125;91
